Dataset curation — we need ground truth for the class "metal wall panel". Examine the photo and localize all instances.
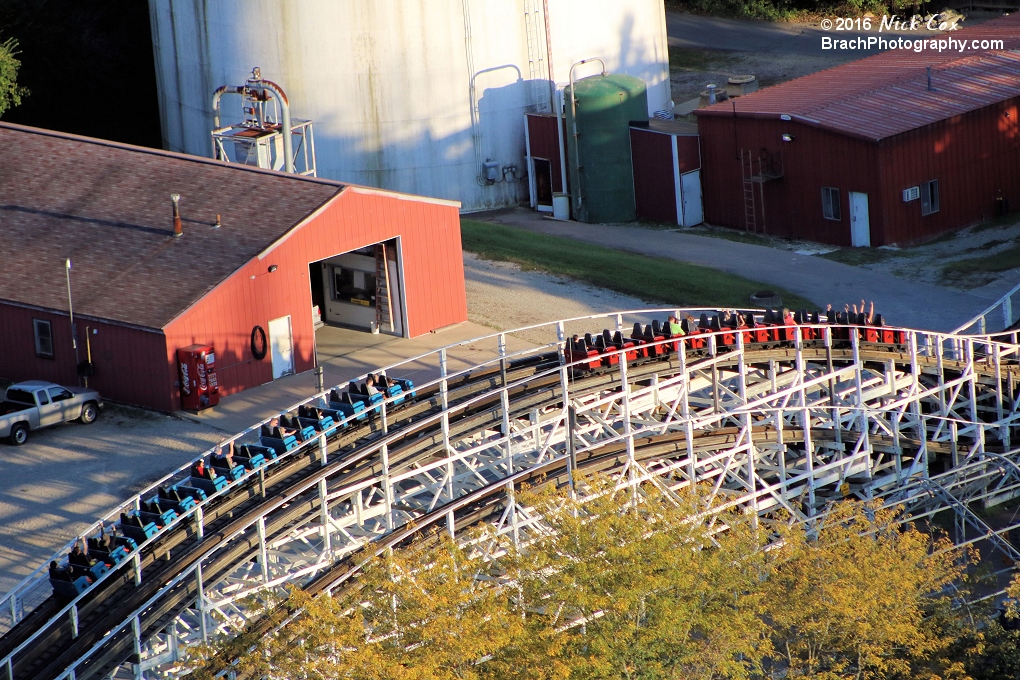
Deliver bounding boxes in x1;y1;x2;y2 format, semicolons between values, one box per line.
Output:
0;304;173;411
161;189;466;407
526;114;565;194
630;127;677;224
698;115;881;246
878;98;1020;245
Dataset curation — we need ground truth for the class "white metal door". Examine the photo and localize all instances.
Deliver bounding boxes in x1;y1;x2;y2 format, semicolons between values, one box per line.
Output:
268;316;294;379
680;170;704;227
849;192;871;247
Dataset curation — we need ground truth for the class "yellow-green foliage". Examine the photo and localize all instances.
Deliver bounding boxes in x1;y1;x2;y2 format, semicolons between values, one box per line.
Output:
190;475;976;679
0;37;27;118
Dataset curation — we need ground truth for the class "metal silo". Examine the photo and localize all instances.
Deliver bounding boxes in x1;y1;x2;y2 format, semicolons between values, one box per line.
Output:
146;0;671;212
565;72;648;223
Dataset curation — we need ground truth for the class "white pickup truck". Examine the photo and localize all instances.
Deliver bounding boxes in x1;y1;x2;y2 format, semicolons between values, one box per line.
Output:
0;380;103;445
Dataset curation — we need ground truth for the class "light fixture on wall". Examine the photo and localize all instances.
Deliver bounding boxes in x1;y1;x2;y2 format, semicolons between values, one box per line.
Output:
268;264;279;273
781;133;795;142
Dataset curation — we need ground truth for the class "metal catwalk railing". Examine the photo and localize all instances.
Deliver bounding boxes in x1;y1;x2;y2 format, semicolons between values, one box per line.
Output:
3;309;1020;680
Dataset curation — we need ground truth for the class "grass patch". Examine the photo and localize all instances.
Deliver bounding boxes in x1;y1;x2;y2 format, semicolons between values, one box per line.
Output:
943;243;1020;275
819;248;900;267
461;220;815;310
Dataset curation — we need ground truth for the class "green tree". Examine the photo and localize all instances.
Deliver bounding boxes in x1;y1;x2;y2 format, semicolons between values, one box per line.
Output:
0;36;27;117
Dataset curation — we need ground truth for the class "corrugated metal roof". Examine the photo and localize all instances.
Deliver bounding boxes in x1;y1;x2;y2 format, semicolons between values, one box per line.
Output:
695;13;1020;140
0;123;343;329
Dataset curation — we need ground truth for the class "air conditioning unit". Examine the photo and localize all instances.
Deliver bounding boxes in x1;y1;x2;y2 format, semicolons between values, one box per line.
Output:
902;186;920;202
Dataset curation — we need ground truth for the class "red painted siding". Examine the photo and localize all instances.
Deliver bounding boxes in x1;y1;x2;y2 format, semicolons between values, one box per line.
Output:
676;136;701;174
161;188;466;409
699;95;1020;246
0;303;173;410
527;114;566;194
699;115;881;246
878;98;1020;244
630;128;677;223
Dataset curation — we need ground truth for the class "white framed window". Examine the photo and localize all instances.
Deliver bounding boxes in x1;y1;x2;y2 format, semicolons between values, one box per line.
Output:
821;187;841;221
921;179;939;216
33;319;53;358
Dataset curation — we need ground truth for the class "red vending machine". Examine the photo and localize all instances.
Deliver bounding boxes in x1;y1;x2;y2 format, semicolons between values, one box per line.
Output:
178;344;220;411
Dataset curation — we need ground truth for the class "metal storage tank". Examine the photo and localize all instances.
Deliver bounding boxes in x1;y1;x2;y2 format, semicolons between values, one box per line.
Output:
565;73;648;223
146;0;671;212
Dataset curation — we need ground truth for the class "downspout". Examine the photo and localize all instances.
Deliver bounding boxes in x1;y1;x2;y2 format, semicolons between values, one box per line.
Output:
568;58;607;215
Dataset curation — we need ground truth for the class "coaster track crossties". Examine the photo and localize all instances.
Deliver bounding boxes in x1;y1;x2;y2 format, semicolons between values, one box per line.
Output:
3;308;1020;680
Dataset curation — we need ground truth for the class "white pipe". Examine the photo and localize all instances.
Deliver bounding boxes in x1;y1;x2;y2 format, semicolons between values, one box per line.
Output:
524;113;536;209
211;76;294;174
258;79;294;174
568;58;607;215
555;88;568;202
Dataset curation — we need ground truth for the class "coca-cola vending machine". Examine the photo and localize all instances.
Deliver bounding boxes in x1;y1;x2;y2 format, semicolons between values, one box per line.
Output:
178;344;220;411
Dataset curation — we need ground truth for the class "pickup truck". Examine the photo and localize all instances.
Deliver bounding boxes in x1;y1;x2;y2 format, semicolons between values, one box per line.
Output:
0;380;103;445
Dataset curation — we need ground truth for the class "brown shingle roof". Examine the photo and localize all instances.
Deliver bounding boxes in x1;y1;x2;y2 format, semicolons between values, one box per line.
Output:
0;123;342;329
695;13;1020;141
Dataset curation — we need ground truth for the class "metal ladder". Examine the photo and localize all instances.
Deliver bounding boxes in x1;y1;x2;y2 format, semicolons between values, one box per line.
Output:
374;243;394;334
524;0;550;112
741;149;757;233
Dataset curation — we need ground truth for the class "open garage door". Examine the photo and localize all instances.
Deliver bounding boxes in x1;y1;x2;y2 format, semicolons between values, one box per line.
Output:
309;239;406;337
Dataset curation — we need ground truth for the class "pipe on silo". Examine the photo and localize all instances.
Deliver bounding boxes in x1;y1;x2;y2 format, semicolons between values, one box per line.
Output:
211;79;295;174
568;58;607;214
258;79;295;175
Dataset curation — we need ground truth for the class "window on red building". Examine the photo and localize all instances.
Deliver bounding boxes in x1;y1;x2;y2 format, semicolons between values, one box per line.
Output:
821;187;841;221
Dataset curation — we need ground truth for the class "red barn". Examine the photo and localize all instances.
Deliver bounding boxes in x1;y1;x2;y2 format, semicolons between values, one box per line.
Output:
695;14;1020;246
0;123;467;411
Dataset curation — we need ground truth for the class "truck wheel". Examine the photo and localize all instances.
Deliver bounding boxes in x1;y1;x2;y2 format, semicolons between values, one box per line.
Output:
79;402;99;425
9;423;28;446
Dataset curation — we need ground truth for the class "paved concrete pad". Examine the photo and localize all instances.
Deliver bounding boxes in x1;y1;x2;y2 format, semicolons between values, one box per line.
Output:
472;208;994;333
0;406;221;594
183;322;541;435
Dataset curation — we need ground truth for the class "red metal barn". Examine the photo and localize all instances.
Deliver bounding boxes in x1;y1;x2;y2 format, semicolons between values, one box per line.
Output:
0;123;467;412
695;14;1020;246
629;119;702;226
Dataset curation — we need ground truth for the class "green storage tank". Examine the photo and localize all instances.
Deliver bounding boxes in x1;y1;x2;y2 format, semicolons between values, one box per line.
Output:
565;73;648;224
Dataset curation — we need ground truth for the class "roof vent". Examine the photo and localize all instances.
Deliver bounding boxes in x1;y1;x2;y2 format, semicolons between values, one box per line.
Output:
171;193;182;237
926;66;934;92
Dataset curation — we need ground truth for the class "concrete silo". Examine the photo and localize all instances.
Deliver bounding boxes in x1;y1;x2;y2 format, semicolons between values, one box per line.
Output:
146;0;670;211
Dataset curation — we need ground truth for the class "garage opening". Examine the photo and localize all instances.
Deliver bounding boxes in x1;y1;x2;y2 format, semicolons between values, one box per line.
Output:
309;239;406;337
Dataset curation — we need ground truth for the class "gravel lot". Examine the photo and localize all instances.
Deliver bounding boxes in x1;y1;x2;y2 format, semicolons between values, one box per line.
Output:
0;403;223;593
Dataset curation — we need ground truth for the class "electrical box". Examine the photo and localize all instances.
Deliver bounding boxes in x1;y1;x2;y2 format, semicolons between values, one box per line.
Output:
482;159;500;182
